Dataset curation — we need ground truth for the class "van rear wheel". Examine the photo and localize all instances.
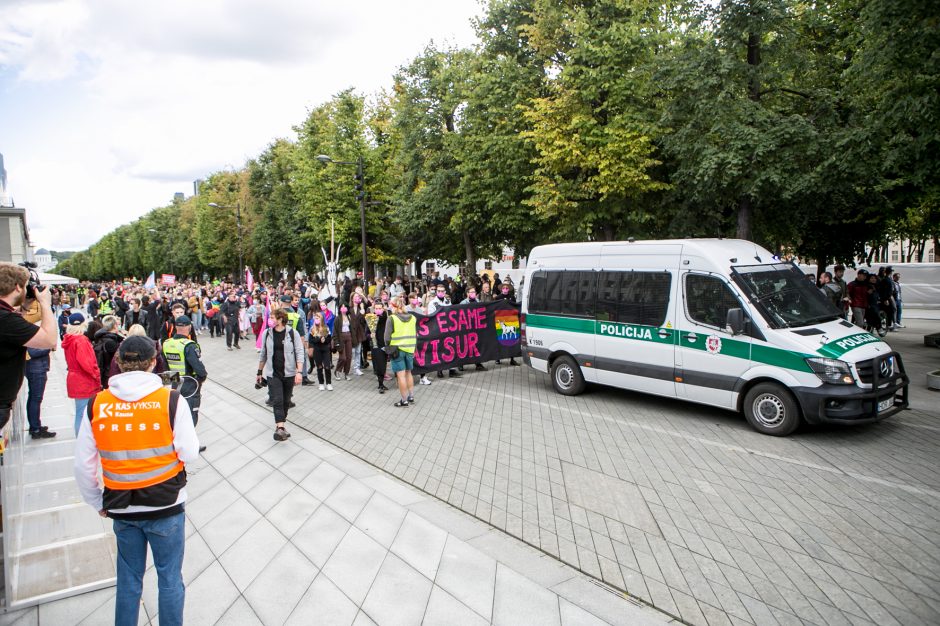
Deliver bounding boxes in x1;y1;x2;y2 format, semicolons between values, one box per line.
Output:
551;355;585;396
743;383;801;436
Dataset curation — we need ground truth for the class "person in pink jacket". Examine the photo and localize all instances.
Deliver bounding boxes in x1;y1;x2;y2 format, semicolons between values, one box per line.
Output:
61;312;101;435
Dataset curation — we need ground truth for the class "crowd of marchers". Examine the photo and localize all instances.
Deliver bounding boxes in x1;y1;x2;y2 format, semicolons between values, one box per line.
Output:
812;265;905;334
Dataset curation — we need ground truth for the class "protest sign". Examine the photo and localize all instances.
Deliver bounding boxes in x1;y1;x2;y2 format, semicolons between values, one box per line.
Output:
411;301;522;374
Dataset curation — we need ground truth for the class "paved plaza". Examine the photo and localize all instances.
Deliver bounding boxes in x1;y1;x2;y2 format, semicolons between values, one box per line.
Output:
2;318;937;625
0;345;670;626
196;318;940;626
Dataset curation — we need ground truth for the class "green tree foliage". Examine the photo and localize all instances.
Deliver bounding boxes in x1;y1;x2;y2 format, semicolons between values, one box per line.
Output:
59;0;938;280
521;0;670;240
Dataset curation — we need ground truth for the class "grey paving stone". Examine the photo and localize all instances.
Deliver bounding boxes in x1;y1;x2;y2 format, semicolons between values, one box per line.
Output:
201;498;262;556
422;585;489;626
265;485;321;539
322;527;388;605
36;587;112;625
355;492;408;548
186;480;241;529
559;598;612;626
435;535;497;622
300;461;347;500
492;563;562;626
279;450;322;484
390;511;449;580
286;573;358;626
218;517;288;591
325;476;375;522
215;595;263;625
293;501;353;568
180;561;241;625
244;543;318;625
362;553;433;626
228;457;276;494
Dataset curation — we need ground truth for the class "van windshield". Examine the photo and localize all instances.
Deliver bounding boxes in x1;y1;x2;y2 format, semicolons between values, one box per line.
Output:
731;263;841;329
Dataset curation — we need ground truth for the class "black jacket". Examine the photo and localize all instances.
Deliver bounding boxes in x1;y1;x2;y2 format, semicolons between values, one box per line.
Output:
93;329;124;387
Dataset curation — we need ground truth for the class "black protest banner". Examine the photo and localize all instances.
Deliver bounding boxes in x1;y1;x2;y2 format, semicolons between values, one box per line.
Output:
412;301;522;374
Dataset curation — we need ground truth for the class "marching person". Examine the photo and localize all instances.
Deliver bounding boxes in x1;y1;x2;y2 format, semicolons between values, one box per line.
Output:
494;282;520;366
385;296;418;407
308;309;334;391
257;308;305;441
74;335;199;626
162;315;207;452
427;284;461;379
368;300;389;393
62;312;102;435
220;290;242;350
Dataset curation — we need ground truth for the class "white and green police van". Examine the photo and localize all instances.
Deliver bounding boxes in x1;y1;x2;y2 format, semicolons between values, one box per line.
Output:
520;239;909;435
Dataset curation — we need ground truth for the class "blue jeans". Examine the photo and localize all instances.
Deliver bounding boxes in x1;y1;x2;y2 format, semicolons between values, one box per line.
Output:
74;397;91;436
113;512;185;626
24;370;47;433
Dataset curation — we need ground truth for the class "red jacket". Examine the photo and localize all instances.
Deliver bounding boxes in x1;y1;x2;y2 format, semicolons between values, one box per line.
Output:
846;279;869;309
62;334;102;399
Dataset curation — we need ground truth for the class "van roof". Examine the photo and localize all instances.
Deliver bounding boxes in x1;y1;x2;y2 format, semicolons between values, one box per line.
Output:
528;238;777;265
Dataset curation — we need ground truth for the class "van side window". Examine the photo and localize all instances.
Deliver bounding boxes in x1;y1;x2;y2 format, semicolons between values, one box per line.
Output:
597;272;671;326
685;274;740;328
527;271;596;317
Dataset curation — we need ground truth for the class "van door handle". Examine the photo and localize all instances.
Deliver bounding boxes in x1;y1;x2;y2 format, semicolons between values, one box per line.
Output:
658;329;672;339
686;333;697;342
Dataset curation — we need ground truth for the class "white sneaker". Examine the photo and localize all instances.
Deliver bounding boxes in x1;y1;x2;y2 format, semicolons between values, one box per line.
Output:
354;369;363;376
326;384;334;391
344;375;351;381
896;323;905;328
318;384;325;391
420;377;432;385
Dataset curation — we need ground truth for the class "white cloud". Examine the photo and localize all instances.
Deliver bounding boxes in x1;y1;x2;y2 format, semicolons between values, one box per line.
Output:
0;0;483;250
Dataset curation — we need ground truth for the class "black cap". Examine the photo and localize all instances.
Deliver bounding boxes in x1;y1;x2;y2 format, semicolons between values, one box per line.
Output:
175;315;192;326
119;336;156;362
279;295;292;303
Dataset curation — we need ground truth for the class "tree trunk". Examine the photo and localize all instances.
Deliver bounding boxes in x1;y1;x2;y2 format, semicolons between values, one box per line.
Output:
815;247;828;280
737;196;752;241
463;230;476;277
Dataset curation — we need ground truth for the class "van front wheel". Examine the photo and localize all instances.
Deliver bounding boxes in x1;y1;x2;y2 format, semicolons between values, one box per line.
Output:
551;356;585;396
743;383;801;436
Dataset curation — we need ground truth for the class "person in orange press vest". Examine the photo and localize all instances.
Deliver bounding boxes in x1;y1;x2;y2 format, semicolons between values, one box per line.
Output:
73;335;199;626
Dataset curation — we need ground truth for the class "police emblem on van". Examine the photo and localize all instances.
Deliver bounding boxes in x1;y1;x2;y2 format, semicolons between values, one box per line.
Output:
706;336;722;354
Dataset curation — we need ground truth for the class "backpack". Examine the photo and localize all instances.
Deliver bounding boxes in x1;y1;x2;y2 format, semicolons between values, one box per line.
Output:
94;337;118;386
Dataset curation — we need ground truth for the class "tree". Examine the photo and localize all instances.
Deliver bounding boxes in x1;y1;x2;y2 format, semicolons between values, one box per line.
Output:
520;0;670;241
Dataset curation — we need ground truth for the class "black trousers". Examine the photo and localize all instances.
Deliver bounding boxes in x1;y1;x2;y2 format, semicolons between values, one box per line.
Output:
371;347;387;384
185;393;201;427
209;316;222;337
312;344;332;384
266;376;294;424
225;321;239;347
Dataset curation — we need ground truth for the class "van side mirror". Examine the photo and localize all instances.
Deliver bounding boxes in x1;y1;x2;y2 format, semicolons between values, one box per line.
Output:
726;308;745;336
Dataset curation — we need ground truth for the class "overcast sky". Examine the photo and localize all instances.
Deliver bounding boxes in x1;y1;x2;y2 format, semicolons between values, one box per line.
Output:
0;0;483;251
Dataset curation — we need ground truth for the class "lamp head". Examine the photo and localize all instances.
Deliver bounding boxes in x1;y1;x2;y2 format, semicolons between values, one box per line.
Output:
316;155;333;163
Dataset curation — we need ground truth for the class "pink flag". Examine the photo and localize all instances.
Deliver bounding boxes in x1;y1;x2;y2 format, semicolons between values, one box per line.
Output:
245;267;254;292
256;293;271;350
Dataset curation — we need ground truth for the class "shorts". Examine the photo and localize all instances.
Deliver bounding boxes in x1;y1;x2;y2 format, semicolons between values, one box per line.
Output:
390;352;415;373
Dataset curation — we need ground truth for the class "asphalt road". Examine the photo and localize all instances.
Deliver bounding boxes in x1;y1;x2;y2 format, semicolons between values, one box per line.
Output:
206;318;940;626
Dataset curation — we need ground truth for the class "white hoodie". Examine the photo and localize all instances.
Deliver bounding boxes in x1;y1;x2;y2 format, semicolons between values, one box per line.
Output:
73;370;200;514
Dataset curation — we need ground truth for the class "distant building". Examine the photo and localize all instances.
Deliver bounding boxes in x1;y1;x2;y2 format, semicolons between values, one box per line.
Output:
0;152;10;207
193;179;203;196
173;192;185;202
0;206;31;264
32;247;56;272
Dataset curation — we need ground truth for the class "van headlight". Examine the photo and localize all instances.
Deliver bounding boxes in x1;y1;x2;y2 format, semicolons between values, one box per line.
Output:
805;357;854;385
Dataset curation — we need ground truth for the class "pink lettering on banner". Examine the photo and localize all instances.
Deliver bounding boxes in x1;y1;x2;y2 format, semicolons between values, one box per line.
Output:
417;318;431;337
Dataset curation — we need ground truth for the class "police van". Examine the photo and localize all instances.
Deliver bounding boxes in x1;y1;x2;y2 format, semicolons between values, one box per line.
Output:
520;239;909;436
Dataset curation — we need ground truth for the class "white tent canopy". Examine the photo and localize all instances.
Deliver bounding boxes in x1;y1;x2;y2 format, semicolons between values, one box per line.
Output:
38;272;79;285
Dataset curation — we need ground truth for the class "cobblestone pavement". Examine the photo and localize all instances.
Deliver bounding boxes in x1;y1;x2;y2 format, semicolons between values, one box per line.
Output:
209;319;940;626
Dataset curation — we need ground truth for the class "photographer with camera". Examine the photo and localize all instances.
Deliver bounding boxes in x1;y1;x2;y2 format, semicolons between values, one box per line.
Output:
0;262;58;430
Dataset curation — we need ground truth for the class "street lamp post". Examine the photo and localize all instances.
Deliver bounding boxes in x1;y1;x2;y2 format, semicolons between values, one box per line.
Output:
208;202;242;283
316;154;368;283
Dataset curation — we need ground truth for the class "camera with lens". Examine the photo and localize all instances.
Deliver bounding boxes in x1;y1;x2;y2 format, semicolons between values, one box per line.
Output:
19;261;45;298
159;371;181;388
254;378;268;390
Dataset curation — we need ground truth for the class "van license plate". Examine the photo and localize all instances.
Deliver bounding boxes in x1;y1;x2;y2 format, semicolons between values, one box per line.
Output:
878;398;894;412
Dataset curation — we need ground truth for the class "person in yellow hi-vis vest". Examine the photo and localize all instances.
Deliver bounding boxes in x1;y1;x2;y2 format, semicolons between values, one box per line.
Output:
74;335;199;626
162;315;207;453
384;296;418;408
